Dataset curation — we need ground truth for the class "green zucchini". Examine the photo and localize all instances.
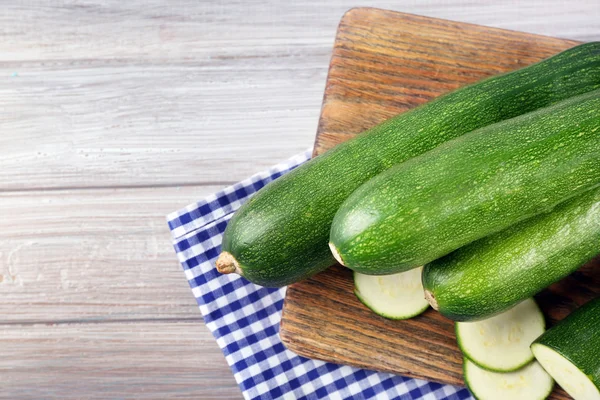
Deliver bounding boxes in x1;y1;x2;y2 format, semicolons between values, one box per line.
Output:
456;298;545;372
422;186;600;322
217;43;600;287
531;297;600;400
329;88;600;276
354;267;429;320
463;358;554;400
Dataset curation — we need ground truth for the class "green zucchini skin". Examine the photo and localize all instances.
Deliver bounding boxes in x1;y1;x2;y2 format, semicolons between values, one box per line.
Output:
219;43;600;287
532;297;600;391
422;187;600;322
330;89;600;275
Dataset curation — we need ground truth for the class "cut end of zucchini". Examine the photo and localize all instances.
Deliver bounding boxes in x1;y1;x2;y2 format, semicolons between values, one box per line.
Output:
354;267;429;320
424;289;439;311
532;343;600;400
464;358;554;400
329;242;346;266
456;298;545;372
216;252;242;275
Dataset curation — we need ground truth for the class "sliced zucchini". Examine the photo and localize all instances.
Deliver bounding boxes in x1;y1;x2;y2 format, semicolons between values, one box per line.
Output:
353;267;429;319
456;298;545;372
531;344;600;400
531;343;600;400
464;358;554;400
531;297;600;400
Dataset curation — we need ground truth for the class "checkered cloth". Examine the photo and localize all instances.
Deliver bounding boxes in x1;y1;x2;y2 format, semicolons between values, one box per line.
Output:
167;150;472;400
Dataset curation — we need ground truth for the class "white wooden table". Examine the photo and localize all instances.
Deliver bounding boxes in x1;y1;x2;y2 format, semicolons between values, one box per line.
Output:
1;1;597;398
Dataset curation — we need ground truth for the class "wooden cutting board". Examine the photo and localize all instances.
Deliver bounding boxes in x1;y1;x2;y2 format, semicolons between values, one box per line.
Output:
279;8;599;400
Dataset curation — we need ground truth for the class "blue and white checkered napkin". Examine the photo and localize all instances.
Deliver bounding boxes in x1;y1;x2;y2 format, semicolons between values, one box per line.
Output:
167;150;472;400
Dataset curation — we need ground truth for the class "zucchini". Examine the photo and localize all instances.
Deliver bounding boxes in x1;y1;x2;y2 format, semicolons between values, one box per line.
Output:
217;43;600;287
422;186;600;322
354;267;428;319
531;297;600;400
456;298;544;372
329;88;600;275
463;358;554;400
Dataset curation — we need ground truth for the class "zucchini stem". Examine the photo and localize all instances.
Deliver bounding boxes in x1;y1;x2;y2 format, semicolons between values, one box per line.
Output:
216;252;242;275
424;290;439;310
329;242;346;266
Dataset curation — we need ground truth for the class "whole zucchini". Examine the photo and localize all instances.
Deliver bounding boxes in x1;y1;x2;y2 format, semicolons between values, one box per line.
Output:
531;297;600;400
329;89;600;275
217;43;600;287
422;186;600;321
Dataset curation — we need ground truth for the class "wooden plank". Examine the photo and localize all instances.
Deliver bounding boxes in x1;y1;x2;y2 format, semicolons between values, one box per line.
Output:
0;186;222;323
0;1;597;62
0;185;242;398
0;64;323;191
0;321;239;399
280;9;598;399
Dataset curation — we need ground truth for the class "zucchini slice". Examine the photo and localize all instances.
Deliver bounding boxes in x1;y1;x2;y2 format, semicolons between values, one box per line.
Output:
353;267;429;319
464;358;554;400
531;344;600;400
456;299;545;372
531;297;600;400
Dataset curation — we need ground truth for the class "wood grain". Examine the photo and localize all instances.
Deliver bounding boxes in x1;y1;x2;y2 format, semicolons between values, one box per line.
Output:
314;8;580;155
0;187;221;323
280;8;598;400
1;1;598;398
0;321;236;400
0;186;240;398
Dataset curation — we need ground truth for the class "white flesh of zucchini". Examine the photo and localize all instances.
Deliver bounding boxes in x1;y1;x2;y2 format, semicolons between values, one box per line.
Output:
532;343;600;400
353;267;429;319
456;298;545;372
464;358;554;400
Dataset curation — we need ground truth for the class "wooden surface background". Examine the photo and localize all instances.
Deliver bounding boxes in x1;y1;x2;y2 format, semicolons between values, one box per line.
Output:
1;1;598;399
